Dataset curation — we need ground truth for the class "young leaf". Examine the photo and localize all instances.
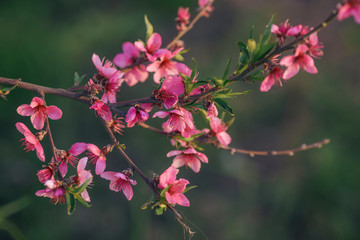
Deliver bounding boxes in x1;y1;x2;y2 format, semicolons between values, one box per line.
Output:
73;193;91;208
249;25;255;39
214;98;233;114
65;192;76;215
254;42;276;62
222;57;232;80
261;14;276;46
144;15;154;41
72;178;92;195
183;185;197;194
74;72;86;87
190;58;198;82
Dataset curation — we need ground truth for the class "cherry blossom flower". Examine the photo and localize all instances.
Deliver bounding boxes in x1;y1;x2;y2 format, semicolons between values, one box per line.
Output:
306;32;323;59
100;171;137;200
37;163;55;183
17;97;62;130
125;103;153;128
271;20;302;44
260;66;284;92
101;71;124;103
76;157;93;202
16;122;45;161
153;107;195;135
113;42;148;86
35;180;66;204
210;117;232;146
92;54;118;79
280;44;318;80
153;75;185;109
90;100;112;122
135;33;162;62
57;142;88;177
337;0;360;24
176;7;190;31
158;166;190;206
87;144;113;175
167;148;208;173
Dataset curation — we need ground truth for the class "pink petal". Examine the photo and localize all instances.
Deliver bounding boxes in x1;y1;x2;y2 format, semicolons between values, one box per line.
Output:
123;42;139;58
187;158;201;173
217;131;232;146
87;144;101;156
301;55;318;74
92;54;102;71
15;122;30;134
197;152;208;163
172;193;190;206
59;161;68;178
77;157;88;172
158;166;178;189
81;189;91;202
47;106;63;120
153;111;169;119
280;55;295;67
271;24;279;34
282;64;300;80
165;191;177;205
167;150;182;157
17;104;34;116
125;107;137;123
172;155;186;169
287;25;302;36
134;41;146;52
30;112;46;130
147;33;162;53
113;53;132;68
100;171;117;180
35;142;45;162
30;97;44;108
95;160;106;175
69;142;87;156
122;182;134;200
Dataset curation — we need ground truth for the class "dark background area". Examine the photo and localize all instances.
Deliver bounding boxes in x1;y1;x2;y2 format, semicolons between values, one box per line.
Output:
0;0;359;239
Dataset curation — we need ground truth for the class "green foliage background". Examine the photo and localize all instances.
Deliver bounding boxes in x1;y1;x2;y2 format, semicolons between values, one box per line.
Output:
0;0;359;239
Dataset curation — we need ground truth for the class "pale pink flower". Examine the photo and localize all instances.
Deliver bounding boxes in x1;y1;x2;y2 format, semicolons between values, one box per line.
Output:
87;144;112;175
146;49;181;84
101;71;124;103
35;180;66;204
153;107;195;135
125;103;153;128
158;166;190;206
90;100;112;122
113;42;148;86
17;97;62;130
57;142;88;178
338;0;360;24
260;66;284;92
135;33;162;62
92;54;118;79
167;148;208;173
153;75;185;109
76;157;93;202
100;171;137;200
176;7;190;31
210;117;232;146
280;44;318;80
16;122;45;161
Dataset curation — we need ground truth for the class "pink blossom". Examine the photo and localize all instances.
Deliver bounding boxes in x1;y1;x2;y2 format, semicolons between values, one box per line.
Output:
210;117;232;146
57;142;88;178
37;164;55;183
100;171;137;200
158;166;190;206
17;97;62;130
113;42;148;86
146;49;181;84
271;20;302;44
176;7;190;31
153;75;185;109
35;180;66;204
338;0;360;24
16;122;45;161
260;66;284;92
198;0;214;17
280;44;318;80
90;100;112;122
135;33;162;62
167;148;208;173
92;54;118;79
101;71;124;103
153;108;195;135
306;32;323;59
206;102;218;119
125;103;153;128
76;157;93;202
87;144;112;175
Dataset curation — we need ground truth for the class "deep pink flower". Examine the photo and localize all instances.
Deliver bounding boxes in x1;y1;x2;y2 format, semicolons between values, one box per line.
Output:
154;75;185;109
101;71;124;103
113;42;148;86
158;166;190;207
87;144;112;175
76;157;93;202
16;122;45;161
125;103;152;128
338;0;360;24
57;142;88;178
17;97;62;130
167;148;208;173
198;0;214;17
280;44;318;80
135;33;162;62
271;20;302;44
92;54;118;79
306;32;323;59
90;100;112;122
100;171;137;200
260;66;284;92
176;7;190;31
146;49;181;84
210;117;232;146
153;108;195;135
37;164;55;183
35;180;66;204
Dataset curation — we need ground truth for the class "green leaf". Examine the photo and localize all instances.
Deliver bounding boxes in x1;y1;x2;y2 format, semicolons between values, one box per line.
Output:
74;72;86;86
261;14;275;46
144;15;154;41
190;58;198;81
222;58;232;80
65;192;76;215
155;207;164;215
236;41;250;59
254;42;276;62
214;98;233;114
160;185;171;198
70;178;92;195
249;25;255;39
73;193;91;208
183;185;197;194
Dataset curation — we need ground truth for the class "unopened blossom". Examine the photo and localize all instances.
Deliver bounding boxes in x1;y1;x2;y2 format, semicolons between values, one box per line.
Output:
35;180;66;204
153;107;195;135
87;144;113;175
16;122;45;161
210;117;232;146
100;171;137;201
153;75;185;109
17;97;62;130
90;100;112;122
92;54;118;79
125;103;153;128
337;0;360;24
280;44;318;80
76;157;93;202
176;7;190;31
101;71;124;103
146;49;182;84
135;33;162;62
57;142;88;177
167;148;208;173
271;20;302;44
260;66;284;92
113;42;148;86
158;166;190;207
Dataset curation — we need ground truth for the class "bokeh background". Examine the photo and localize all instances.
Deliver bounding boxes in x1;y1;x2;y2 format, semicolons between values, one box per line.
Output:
1;0;359;239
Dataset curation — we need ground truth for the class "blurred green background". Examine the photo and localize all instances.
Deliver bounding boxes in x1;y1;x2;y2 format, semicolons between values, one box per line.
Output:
1;0;359;239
